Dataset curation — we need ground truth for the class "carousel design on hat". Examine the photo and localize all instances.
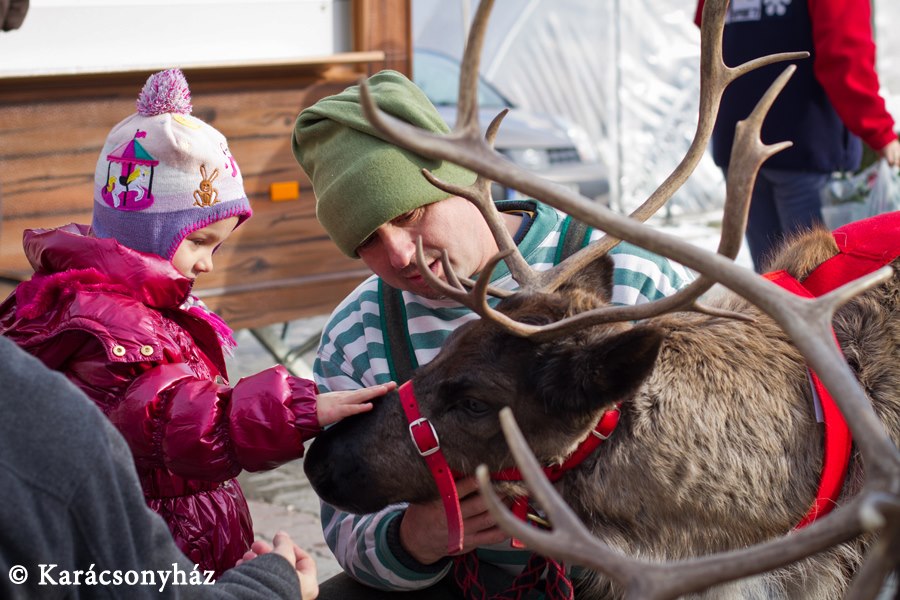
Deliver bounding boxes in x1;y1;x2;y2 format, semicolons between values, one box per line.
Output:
99;129;159;210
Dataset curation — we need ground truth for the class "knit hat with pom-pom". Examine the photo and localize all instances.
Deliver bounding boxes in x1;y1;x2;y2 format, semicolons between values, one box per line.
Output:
91;68;252;260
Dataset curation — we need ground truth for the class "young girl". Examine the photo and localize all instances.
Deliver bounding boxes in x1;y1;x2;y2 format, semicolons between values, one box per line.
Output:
0;69;395;578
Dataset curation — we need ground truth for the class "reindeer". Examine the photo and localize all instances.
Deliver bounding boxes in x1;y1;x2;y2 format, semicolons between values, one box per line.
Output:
303;0;900;597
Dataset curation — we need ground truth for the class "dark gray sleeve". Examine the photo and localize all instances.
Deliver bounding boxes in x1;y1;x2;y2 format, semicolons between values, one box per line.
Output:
0;336;300;599
213;555;301;599
68;424;302;599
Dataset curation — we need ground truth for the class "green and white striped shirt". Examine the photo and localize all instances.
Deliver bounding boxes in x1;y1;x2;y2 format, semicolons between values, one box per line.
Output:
313;200;692;591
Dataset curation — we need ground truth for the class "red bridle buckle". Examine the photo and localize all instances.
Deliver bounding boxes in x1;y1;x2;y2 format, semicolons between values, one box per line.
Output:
409;417;441;457
592;406;620;440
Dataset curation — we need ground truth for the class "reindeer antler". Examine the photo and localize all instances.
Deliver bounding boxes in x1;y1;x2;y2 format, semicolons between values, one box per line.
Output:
404;65;796;341
358;0;807;340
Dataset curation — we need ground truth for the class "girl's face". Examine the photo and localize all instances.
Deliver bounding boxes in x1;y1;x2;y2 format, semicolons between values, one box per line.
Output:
171;216;239;280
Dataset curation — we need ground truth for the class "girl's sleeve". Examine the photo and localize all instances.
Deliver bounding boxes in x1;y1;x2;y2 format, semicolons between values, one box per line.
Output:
106;363;320;481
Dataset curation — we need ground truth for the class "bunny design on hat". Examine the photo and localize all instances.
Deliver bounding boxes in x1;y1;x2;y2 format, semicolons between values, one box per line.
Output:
92;68;251;260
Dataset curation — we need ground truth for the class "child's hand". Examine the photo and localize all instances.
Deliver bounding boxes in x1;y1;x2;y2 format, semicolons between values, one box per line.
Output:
316;381;397;427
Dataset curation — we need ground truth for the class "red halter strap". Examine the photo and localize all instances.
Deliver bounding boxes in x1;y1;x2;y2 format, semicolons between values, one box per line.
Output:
451;409;617;599
764;212;900;527
487;407;619;546
399;377;580;598
398;380;465;555
398;378;620;557
464;406;620;549
489;407;621;484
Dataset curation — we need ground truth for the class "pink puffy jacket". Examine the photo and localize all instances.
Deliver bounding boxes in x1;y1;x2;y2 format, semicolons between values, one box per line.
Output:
0;224;320;577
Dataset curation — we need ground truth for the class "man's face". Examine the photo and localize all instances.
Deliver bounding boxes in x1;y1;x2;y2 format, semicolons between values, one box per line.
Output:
356;196;494;299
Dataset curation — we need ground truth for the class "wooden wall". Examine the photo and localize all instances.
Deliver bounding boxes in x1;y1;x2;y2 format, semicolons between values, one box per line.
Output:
0;0;412;332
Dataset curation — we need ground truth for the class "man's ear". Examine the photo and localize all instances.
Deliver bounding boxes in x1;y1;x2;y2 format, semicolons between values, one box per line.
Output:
535;326;664;414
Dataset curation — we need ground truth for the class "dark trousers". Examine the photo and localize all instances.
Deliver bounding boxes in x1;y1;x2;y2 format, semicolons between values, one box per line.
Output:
743;167;830;272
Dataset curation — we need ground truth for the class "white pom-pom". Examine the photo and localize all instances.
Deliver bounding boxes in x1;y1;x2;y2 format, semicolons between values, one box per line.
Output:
136;68;193;117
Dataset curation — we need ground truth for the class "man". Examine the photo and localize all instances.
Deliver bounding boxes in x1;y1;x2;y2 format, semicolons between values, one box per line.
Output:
695;0;900;272
292;70;692;598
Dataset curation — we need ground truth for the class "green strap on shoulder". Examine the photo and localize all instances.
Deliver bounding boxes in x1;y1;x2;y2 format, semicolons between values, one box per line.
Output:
380;215;591;383
556;215;592;263
378;279;418;384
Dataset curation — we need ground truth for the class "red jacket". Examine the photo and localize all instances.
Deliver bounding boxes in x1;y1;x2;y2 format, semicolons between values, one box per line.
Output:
0;224;320;577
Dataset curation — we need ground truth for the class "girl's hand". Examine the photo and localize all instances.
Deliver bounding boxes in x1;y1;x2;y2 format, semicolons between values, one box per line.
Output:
316;381;397;427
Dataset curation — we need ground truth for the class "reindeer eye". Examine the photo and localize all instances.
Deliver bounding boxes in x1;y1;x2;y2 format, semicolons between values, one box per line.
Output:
462;398;490;417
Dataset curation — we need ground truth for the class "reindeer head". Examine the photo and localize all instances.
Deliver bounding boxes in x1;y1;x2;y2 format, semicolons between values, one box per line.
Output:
305;255;664;514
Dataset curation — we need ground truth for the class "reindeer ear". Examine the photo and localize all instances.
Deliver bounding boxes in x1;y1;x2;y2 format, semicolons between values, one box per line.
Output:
536;326;664;414
556;255;615;304
587;326;664;402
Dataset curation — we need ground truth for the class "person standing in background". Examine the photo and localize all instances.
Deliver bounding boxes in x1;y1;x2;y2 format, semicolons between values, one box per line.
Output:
696;0;900;271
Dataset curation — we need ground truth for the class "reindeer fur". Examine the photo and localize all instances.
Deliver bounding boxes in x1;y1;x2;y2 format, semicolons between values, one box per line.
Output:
305;226;900;599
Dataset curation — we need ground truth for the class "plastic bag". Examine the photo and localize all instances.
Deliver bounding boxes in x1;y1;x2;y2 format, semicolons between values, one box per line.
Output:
821;159;900;230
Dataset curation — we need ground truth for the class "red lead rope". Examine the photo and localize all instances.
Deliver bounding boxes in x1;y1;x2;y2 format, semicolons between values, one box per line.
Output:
398;381;465;554
453;551;574;600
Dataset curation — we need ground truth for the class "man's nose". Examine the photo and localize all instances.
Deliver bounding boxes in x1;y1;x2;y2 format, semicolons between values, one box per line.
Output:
381;229;415;270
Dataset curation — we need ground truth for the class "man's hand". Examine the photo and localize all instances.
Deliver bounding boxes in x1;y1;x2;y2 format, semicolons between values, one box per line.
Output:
399;476;510;565
236;531;319;600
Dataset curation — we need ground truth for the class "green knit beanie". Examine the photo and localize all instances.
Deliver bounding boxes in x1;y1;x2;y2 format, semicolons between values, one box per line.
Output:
292;70;475;258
